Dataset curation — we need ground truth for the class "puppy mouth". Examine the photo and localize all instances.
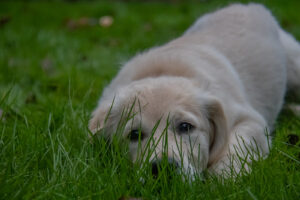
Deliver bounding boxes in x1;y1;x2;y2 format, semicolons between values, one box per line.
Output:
148;157;200;180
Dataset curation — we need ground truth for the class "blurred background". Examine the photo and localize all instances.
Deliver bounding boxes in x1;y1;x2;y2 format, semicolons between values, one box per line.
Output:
1;0;299;111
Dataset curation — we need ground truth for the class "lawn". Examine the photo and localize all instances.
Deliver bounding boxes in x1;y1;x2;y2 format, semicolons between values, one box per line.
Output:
0;0;300;199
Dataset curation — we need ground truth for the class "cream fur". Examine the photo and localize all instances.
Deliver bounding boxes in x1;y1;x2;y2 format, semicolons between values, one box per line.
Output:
89;3;300;177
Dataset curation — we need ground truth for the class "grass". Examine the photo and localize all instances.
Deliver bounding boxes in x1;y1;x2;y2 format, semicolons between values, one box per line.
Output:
0;0;300;199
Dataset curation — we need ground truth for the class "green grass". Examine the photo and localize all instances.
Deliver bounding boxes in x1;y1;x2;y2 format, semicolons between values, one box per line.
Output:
1;0;300;199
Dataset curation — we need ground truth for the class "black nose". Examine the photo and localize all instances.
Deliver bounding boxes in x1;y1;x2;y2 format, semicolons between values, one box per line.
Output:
151;159;179;178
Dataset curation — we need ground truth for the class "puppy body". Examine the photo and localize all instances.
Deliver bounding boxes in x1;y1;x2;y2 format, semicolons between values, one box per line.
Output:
90;4;300;176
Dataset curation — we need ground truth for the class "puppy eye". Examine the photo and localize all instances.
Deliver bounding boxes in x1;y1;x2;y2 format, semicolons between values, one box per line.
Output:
128;130;144;142
177;122;194;134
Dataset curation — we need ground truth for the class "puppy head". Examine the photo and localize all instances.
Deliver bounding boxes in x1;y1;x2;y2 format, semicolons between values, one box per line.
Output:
89;77;228;177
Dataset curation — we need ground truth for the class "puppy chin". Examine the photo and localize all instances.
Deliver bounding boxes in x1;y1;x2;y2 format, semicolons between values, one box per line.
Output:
181;160;207;181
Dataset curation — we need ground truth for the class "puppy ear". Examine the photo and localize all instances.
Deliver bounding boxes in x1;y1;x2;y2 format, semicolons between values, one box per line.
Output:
89;102;113;135
204;98;228;166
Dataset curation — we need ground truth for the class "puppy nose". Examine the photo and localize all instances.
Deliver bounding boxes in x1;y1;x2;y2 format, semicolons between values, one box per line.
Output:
151;159;179;178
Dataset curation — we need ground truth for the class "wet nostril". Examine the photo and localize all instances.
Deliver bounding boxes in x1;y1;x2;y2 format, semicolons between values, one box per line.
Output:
151;159;179;178
152;161;159;177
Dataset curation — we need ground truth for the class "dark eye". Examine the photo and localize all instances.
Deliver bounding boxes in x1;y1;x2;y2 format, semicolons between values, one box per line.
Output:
128;130;144;141
177;122;194;134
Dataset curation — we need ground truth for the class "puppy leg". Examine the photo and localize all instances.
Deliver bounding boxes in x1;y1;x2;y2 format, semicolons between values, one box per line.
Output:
210;116;270;177
279;29;300;97
286;104;300;117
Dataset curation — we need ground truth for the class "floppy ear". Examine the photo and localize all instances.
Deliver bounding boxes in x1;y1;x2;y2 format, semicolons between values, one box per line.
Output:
89;102;113;136
204;98;229;166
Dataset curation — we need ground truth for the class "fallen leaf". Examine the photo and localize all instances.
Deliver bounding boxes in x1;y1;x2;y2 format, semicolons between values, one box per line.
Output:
78;17;89;26
65;17;98;30
66;19;77;29
99;16;114;27
0;16;11;27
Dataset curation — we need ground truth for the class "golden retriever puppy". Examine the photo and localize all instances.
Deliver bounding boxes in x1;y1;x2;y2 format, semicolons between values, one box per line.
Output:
89;3;300;178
